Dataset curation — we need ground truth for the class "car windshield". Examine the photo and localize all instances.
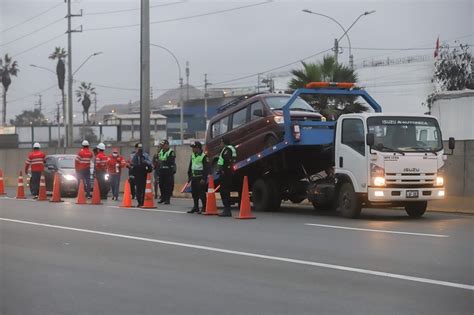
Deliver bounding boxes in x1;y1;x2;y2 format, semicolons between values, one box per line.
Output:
265;96;315;112
57;157;75;169
367;116;443;153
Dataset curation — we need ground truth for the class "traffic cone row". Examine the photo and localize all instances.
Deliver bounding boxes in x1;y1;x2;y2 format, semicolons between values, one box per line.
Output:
76;179;87;204
203;175;218;215
50;172;63;203
235;176;255;219
16;171;26;199
120;180;132;208
0;169;5;195
37;174;48;201
142;173;156;209
91;179;102;205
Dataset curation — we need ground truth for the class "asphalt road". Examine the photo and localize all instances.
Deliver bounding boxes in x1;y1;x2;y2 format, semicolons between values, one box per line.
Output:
1;193;473;315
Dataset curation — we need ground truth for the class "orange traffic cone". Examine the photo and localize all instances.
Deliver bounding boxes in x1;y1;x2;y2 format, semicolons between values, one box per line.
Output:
204;175;219;215
120;180;132;208
16;171;26;199
236;176;255;219
76;179;87;204
142;173;156;209
37;174;48;201
50;172;63;202
0;169;6;195
91;179;102;205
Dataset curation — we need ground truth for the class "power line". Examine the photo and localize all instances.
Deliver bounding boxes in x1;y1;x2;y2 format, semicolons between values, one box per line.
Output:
12;33;65;57
343;45;473;51
0;2;63;33
84;1;272;32
84;0;186;16
0;17;64;47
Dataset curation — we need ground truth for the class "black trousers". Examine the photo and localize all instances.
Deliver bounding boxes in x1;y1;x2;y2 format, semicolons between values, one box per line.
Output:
30;171;41;196
159;173;174;202
96;170;107;199
191;176;207;210
219;173;232;210
135;172;147;206
129;174;136;198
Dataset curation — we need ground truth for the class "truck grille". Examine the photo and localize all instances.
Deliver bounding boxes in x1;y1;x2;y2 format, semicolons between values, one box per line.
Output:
385;172;435;187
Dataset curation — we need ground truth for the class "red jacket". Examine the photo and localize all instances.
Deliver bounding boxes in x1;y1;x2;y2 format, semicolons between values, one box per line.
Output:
107;154;126;174
95;151;108;172
75;148;93;171
25;150;46;172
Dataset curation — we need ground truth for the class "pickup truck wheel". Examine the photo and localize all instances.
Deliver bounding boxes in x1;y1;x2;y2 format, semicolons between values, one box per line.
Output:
405;201;427;218
337;182;362;218
264;135;278;148
252;178;277;212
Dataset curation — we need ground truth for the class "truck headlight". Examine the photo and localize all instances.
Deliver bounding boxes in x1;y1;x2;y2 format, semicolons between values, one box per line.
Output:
62;174;76;181
274;116;284;124
435;176;444;186
373;176;385;186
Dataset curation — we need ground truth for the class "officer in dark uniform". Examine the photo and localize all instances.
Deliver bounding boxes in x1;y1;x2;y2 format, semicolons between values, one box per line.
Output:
187;141;209;214
217;137;236;217
131;143;152;207
157;140;175;205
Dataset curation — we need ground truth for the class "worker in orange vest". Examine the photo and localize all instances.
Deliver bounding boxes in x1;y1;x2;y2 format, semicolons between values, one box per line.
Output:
25;142;46;199
95;142;109;199
75;140;93;198
107;148;126;200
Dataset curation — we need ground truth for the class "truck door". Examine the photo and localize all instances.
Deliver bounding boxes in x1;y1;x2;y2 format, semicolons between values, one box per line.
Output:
336;118;368;193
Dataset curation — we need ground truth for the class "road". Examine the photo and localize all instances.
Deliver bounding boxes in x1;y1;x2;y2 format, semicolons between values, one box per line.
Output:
1;194;473;315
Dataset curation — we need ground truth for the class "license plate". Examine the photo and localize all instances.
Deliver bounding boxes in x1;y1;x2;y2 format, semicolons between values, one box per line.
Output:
406;190;419;198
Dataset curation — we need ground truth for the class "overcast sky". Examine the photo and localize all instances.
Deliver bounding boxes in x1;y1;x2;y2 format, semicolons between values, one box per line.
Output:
1;0;472;121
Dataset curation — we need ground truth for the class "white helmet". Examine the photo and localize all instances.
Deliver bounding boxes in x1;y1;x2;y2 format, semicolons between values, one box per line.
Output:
81;140;90;147
97;143;106;151
33;142;41;149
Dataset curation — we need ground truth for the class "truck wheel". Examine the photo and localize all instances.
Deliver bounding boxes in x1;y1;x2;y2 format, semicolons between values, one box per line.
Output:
405;201;427;218
312;200;335;212
337;182;362;218
266;178;281;211
252;178;278;212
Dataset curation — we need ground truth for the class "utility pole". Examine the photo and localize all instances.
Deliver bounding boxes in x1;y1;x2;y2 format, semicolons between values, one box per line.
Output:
185;61;190;101
257;73;261;93
56;101;61;148
66;0;82;147
140;0;151;152
333;38;339;64
204;73;209;121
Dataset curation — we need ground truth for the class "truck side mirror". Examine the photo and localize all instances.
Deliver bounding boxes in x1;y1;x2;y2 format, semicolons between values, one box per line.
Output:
448;137;455;150
253;109;264;117
366;133;375;146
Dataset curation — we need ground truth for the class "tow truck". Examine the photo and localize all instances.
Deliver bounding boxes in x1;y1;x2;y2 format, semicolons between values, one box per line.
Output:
221;82;455;218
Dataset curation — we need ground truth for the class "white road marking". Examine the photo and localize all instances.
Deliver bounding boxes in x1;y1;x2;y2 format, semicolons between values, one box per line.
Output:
107;205;185;214
0;196;71;205
304;223;449;238
1;217;471;291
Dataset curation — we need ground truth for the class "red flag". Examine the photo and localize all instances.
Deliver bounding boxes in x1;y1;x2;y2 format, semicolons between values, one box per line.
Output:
434;36;440;58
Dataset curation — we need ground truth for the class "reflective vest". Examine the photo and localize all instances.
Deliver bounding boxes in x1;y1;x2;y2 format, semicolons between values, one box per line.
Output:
95;151;108;172
191;153;206;176
159;149;173;169
75;148;93;171
25;150;46;172
217;145;237;166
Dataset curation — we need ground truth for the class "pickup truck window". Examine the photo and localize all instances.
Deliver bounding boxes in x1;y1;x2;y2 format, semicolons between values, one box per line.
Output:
212;116;230;138
342;118;365;156
250;101;264;121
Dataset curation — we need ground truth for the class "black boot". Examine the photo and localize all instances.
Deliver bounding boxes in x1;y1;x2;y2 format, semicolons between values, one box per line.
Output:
187;208;198;214
218;208;232;217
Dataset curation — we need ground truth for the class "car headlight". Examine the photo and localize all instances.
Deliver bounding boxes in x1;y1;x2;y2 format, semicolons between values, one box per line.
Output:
373;176;386;186
62;174;76;181
104;174;110;181
273;116;284;124
435;176;444;186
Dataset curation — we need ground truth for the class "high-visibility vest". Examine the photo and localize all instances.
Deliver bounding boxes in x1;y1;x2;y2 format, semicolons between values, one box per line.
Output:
25;150;46;172
217;145;236;166
159;149;173;169
75;148;93;171
191;153;206;176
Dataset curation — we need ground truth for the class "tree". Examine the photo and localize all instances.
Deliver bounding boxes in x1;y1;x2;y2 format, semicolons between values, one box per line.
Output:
288;55;367;119
433;43;472;92
0;54;19;126
49;47;67;125
76;82;96;123
10;109;48;126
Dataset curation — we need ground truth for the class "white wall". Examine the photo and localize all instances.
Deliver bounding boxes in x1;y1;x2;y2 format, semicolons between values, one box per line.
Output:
431;92;474;140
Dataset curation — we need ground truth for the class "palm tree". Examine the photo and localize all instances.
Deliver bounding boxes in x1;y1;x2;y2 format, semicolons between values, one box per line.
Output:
76;82;96;124
49;47;67;125
288;55;367;119
0;54;19;126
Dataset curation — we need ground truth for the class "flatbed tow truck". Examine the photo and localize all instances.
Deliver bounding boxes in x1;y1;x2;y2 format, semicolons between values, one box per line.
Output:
221;82;454;218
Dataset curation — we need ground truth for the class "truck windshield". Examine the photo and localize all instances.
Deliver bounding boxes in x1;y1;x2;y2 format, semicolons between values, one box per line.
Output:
265;96;315;112
367;116;443;153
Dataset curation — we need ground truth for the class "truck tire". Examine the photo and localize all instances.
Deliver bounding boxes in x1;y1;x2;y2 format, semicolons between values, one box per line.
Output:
266;178;281;211
405;201;427;218
312;200;335;212
252;178;279;212
337;182;362;218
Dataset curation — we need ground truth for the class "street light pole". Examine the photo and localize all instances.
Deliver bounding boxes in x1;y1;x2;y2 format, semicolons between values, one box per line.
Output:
73;52;103;76
140;0;151;152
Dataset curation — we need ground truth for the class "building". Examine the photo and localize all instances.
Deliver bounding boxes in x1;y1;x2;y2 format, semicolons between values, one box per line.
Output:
103;113;167;142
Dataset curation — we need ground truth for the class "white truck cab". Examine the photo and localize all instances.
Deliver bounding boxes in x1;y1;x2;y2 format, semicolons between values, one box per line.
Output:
334;113;454;217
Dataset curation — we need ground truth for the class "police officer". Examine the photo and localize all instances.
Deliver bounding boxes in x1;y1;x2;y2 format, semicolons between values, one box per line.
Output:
217;137;237;217
127;143;140;200
157;140;175;205
24;142;46;199
131;143;152;207
75;140;93;198
152;142;162;199
187;141;209;214
95;143;109;199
